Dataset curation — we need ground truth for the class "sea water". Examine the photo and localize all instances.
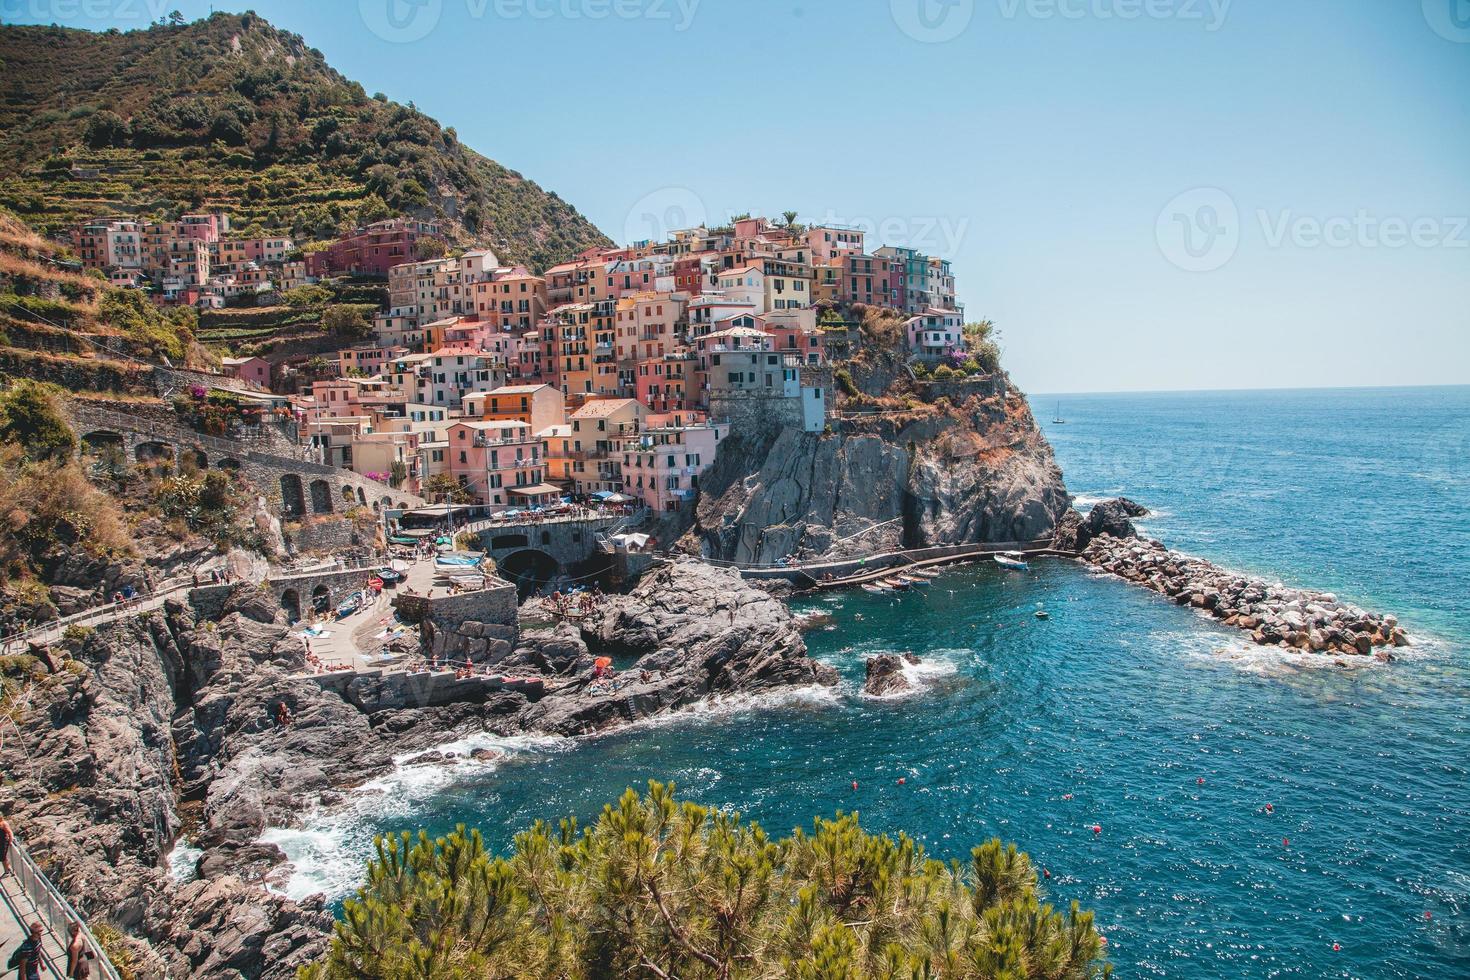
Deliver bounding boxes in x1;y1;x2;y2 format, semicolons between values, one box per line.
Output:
273;386;1470;978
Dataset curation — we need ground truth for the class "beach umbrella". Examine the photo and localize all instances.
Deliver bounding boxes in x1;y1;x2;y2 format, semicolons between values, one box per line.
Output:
594;657;613;669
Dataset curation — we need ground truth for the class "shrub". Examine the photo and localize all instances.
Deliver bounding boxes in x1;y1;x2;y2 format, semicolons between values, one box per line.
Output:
833;368;859;398
306;782;1108;980
281;284;331;308
0;380;76;461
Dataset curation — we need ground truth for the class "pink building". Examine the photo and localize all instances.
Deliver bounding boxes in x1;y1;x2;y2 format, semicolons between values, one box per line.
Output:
905;308;965;359
445;420;558;509
220;355;270;388
619;411;729;512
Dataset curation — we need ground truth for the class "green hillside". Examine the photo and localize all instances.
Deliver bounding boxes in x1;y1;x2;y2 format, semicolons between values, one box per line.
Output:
0;12;610;270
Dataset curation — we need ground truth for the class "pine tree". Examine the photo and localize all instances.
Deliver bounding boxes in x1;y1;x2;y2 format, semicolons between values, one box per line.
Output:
303;782;1111;979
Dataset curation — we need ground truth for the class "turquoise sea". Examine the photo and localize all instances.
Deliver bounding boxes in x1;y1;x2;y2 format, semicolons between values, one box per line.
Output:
271;386;1470;978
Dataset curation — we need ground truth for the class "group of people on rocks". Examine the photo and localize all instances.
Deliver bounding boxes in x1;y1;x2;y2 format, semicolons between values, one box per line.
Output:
0;815;99;979
545;587;606;619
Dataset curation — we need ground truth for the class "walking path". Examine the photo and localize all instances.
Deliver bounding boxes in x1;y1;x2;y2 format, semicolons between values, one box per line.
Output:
0;838;120;979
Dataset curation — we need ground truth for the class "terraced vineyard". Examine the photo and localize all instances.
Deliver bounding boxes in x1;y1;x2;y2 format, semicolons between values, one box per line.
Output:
0;13;610;269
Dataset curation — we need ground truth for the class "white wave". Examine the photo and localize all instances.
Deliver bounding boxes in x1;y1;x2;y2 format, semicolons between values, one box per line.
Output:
861;649;962;699
592;682;848;737
260;731;570;903
166;840;202;884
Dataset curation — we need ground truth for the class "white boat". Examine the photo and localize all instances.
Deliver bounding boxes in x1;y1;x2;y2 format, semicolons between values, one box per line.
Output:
994;551;1030;571
861;584;888;594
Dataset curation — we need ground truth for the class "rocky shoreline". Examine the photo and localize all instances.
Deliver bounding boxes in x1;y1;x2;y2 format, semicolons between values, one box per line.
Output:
1064;499;1410;659
0;559;836;978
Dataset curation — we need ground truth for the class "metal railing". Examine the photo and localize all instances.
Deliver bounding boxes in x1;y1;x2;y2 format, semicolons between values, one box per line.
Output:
2;836;122;980
0;578;195;653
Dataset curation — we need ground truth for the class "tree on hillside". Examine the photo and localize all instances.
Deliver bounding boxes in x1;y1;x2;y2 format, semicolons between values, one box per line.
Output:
83;111;131;149
0;381;76;461
422;473;472;504
322;304;374;339
304;782;1110;979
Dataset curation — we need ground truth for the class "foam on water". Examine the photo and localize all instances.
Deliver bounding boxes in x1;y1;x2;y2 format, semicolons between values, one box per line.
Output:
261;731;571;902
167;840;203;884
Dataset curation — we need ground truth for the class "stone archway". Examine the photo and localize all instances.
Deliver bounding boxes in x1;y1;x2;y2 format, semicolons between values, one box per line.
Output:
311;584;331;614
356;487;367;506
280;588;302;624
135;440;174;470
216;457;242;472
180;447;208;472
80;430;125;454
310;479;333;514
280;474;306;516
497;549;560;595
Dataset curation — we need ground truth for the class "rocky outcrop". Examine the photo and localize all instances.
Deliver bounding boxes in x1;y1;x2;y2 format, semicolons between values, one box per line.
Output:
0;584;523;978
863;654;913;697
1083;535;1410;657
1086;498;1140;540
518;560;839;734
1050;509;1093;553
690;381;1068;565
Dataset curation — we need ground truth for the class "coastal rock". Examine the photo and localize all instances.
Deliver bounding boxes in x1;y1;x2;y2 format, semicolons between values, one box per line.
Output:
1086;498;1139;539
1113;497;1150;517
1050;508;1093;553
1081;534;1406;659
687;373;1068;565
863;654;913;696
519;560;837;735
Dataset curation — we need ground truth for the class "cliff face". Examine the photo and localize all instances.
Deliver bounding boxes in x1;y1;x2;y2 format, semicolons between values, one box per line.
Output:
689;370;1068;566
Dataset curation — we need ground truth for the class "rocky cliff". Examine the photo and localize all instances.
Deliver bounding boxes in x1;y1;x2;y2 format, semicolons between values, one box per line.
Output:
688;363;1068;565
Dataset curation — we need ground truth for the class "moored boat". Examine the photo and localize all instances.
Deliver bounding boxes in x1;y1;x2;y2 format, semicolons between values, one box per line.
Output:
994;551;1030;571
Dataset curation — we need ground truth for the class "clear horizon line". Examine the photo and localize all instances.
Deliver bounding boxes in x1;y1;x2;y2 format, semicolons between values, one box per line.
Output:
1027;381;1470;398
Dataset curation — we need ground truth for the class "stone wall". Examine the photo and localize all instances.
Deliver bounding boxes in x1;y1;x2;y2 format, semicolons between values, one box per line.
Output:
708;391;807;432
309;668;532;712
66;401;426;520
284;517;362;555
392;580;520;662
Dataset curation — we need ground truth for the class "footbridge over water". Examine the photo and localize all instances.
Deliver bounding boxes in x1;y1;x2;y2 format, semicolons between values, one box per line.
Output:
459;512;627;591
67;403;427;517
710;538;1064;589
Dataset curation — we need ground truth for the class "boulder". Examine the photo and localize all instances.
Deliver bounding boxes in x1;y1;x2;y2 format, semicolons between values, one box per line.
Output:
863;655;912;697
1087;499;1138;539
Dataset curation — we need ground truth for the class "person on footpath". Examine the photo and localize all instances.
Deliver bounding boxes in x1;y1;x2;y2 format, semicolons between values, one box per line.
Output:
0;813;14;876
10;922;44;980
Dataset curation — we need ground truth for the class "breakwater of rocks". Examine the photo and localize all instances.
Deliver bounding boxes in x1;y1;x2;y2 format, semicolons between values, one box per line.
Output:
1082;533;1410;658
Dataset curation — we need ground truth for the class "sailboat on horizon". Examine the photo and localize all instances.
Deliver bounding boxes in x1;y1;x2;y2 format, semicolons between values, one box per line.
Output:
1052;402;1066;424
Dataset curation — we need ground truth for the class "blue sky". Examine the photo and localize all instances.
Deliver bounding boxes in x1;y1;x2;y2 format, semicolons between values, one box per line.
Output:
6;0;1467;394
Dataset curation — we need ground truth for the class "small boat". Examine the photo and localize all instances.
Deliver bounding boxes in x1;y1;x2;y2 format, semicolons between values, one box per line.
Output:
1035;610;1050;620
376;567;404;586
861;584;887;594
881;578;911;590
994;552;1030;571
910;569;941;579
1052;402;1066;424
334;592;363;619
896;576;926;587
